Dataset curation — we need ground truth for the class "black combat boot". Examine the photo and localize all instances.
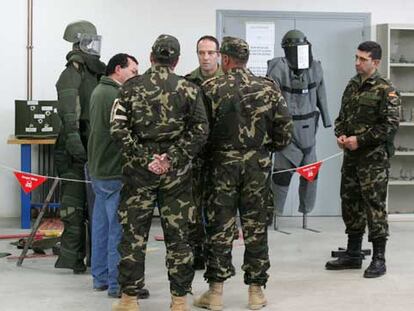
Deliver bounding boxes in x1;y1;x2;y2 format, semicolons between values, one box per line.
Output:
137;288;150;299
193;245;205;270
72;259;87;274
325;234;363;270
363;238;386;278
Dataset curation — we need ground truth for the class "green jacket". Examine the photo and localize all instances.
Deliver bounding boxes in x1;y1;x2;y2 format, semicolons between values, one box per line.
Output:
185;65;223;87
88;76;122;179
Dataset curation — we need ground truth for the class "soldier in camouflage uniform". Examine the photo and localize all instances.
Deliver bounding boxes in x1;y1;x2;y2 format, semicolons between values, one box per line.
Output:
54;20;106;274
194;37;293;310
110;34;209;311
326;41;400;278
185;35;223;271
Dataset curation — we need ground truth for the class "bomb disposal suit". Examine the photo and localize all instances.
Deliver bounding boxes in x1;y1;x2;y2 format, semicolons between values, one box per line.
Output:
266;30;331;215
54;20;105;273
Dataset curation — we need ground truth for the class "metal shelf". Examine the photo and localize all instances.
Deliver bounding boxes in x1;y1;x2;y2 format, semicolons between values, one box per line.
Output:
400;92;414;97
389;180;414;185
390;63;414;67
400;122;414;126
394;151;414;155
378;23;414;214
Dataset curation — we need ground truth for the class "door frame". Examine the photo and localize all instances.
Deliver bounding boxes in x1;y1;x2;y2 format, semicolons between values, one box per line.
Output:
216;10;371;43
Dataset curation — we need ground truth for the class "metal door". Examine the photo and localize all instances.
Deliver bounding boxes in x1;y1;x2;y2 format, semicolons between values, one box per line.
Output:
217;10;370;216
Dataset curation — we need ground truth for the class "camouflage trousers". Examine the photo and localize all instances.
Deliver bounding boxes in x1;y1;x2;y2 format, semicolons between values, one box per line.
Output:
54;154;87;268
188;166;206;251
204;150;270;286
117;169;195;297
341;147;390;242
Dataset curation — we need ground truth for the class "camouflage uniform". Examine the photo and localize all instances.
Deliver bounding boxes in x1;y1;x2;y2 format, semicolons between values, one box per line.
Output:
185;65;223;267
201;37;293;285
335;70;400;241
54;49;105;271
110;35;209;297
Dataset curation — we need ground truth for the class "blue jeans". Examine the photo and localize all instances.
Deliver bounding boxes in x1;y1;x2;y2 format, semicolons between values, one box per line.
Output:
91;178;122;294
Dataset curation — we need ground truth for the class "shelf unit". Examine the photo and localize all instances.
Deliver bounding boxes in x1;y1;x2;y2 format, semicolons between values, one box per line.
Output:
377;24;414;214
389;180;414;186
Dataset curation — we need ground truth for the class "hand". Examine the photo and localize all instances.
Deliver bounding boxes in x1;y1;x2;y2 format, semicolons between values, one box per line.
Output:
148;159;165;175
154;153;171;171
65;133;87;161
148;153;171;175
337;135;347;149
344;136;359;151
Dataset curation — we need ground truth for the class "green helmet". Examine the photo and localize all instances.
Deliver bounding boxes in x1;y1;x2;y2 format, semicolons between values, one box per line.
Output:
63;20;97;43
281;29;309;48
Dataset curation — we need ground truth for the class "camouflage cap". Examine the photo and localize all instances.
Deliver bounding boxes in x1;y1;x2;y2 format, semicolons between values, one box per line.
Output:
152;34;180;60
220;36;249;61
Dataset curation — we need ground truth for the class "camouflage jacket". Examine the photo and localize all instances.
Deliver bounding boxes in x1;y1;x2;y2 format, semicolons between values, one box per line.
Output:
110;64;209;173
201;67;293;153
185;65;223;87
335;70;400;151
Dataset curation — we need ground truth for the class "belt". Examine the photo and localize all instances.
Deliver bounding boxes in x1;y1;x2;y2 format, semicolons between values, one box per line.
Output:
282;82;317;94
291;111;319;120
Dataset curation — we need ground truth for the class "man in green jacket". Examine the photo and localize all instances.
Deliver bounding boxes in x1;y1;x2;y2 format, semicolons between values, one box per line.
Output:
88;53;139;298
185;35;223;270
54;20;106;274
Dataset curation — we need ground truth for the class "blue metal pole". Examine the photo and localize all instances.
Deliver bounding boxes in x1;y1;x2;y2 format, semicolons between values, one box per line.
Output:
20;144;31;229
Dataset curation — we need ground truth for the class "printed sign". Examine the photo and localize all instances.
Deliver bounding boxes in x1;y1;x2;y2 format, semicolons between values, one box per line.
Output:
296;161;322;182
14;172;47;193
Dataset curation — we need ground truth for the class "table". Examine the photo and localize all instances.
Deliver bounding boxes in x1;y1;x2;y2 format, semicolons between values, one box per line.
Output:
7;135;57;229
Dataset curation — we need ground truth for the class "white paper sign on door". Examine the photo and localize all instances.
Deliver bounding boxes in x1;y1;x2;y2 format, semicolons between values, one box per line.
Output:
246;22;275;76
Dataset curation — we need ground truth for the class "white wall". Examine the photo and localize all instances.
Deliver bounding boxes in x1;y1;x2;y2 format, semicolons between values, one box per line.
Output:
1;0;414;218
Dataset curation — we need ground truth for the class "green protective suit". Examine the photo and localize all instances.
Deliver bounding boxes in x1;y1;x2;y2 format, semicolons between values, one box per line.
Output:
54;50;105;271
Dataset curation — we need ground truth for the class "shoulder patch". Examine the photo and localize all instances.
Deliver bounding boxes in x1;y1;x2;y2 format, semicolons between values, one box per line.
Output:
110;98;127;123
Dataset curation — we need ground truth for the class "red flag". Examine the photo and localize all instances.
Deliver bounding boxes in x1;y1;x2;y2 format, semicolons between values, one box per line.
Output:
296;161;322;182
14;172;47;194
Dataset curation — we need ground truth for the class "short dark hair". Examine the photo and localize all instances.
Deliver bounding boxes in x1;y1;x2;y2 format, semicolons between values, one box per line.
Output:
357;41;382;60
152;53;179;66
196;35;219;51
105;53;138;76
226;54;249;66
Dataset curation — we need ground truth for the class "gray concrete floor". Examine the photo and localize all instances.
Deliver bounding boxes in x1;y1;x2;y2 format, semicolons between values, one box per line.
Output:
1;216;414;311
